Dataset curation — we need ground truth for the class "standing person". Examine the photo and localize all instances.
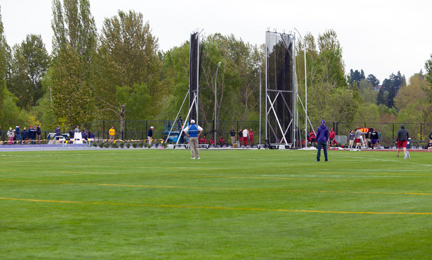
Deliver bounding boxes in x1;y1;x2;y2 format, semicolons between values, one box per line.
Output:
238;129;243;147
364;130;371;148
183;119;203;159
328;128;335;146
36;125;42;143
15;124;21;142
7;127;15;144
148;126;154;145
377;129;382;146
242;128;249;148
354;126;366;149
109;126;115;141
55;126;61;136
177;116;183;130
29;126;36;143
316;120;329;162
230;127;236;146
348;130;355;148
21;127;29;141
396;124;410;159
370;128;378;149
249;128;254;146
74;125;80;132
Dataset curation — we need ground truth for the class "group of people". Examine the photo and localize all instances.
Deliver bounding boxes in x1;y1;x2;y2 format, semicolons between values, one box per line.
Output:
4;124;42;144
308;128;336;147
197;135;226;146
314;121;412;161
231;127;254;147
182;120;259;159
348;127;382;149
67;125;96;141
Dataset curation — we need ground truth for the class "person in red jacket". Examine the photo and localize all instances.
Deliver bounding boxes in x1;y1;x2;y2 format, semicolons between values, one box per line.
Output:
309;131;316;146
209;137;215;146
248;129;254;146
219;136;225;146
200;135;207;144
328;128;335;146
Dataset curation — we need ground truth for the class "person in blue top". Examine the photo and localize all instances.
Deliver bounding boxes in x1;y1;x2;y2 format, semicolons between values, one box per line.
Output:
21;127;29;141
183;119;203;159
55;126;61;136
316;119;329;162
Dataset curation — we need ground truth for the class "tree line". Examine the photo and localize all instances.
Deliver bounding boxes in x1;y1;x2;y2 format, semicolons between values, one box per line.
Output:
1;1;432;135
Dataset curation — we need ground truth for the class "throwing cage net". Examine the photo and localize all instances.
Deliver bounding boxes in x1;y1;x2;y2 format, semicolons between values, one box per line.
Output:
265;30;298;147
189;32;202;124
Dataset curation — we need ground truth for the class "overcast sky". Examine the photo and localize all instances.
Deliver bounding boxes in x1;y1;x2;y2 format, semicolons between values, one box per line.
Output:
2;0;431;83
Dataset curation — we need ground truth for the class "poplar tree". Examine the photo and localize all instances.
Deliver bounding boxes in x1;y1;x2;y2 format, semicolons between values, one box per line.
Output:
51;0;97;126
0;7;6;118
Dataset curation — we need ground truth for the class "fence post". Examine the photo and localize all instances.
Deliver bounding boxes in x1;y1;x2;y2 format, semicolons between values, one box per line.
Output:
392;123;394;141
420;123;422;140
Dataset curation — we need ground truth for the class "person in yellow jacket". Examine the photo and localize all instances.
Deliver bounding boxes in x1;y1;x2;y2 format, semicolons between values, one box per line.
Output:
109;126;115;141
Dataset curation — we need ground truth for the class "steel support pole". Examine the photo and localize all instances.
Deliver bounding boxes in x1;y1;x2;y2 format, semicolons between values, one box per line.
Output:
214;62;221;142
259;66;262;146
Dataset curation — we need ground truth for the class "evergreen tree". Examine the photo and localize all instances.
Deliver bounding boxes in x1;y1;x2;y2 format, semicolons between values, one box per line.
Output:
376;88;385;105
366;74;380;87
387;86;396;108
350;69;365;88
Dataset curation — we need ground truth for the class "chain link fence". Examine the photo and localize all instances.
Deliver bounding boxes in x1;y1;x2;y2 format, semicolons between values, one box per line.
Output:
2;121;431;147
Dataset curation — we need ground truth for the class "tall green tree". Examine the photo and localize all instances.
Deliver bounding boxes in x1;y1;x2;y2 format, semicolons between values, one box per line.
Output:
22;35;50;106
50;0;97;126
366;74;380;87
376;88;385;106
305;29;360;123
7;35;50;109
424;54;432;103
0;7;6;120
94;10;163;135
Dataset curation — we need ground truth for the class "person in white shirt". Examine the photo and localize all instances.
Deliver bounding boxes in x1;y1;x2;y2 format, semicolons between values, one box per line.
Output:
242;128;249;148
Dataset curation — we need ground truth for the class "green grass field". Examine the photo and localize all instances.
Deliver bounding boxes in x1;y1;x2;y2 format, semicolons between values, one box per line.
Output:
1;148;432;259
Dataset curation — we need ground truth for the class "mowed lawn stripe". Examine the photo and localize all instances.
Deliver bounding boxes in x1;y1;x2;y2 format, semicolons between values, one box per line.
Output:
2;196;432;215
2;178;432;196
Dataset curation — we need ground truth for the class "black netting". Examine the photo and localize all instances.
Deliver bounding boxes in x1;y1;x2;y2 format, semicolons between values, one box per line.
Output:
189;33;199;123
266;31;295;144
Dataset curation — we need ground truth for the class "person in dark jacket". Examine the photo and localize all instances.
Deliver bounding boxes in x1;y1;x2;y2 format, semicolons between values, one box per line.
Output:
55;126;61;136
316;119;329;162
36;125;42;143
15;125;21;142
396;124;409;158
148;126;154;145
230;127;236;145
21;127;29;141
